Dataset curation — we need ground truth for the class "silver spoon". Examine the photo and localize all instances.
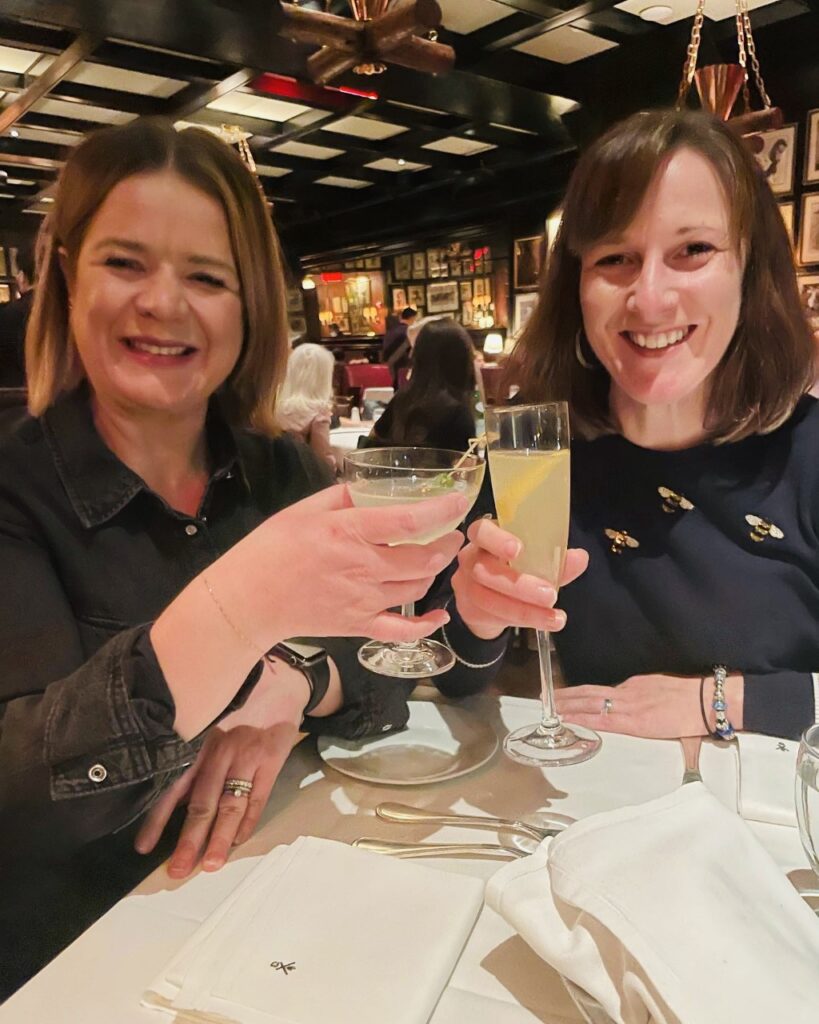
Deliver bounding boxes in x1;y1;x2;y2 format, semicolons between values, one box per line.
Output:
353;837;528;859
375;801;567;841
680;736;704;785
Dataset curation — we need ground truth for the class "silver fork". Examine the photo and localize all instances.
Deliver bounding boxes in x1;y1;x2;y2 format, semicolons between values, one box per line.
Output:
680;736;703;785
353;837;528;859
375;801;567;841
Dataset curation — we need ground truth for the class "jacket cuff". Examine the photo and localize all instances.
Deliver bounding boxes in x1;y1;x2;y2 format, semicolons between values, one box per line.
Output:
743;671;817;741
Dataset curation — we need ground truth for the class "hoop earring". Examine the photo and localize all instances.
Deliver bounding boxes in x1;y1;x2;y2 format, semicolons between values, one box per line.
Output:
574;329;599;370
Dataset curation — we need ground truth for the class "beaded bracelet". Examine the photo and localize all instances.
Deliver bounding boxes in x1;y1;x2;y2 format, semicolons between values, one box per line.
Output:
710;664;736;741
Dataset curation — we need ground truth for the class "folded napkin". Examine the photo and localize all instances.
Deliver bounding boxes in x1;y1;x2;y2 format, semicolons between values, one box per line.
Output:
736;732;799;827
144;836;484;1024
486;784;819;1024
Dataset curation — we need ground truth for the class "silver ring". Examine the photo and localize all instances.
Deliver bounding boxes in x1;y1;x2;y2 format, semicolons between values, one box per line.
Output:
602;698;613;715
223;777;253;798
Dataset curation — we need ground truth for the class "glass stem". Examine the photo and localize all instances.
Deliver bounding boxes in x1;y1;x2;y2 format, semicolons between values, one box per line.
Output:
396;602;418;650
536;629;564;736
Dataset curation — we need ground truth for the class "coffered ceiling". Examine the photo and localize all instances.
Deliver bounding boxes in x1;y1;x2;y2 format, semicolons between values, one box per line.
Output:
0;0;816;259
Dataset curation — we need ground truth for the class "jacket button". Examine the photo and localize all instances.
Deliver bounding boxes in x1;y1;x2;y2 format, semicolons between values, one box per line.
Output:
88;763;108;783
185;524;198;537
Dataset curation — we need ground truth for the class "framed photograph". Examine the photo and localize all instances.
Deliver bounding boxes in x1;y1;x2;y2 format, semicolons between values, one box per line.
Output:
459;281;472;302
0;248;6;276
407;284;425;309
797;273;819;333
514;235;545;290
805;109;819;185
754;124;796;195
778;201;794;244
513;292;539;337
391;287;407;311
426;247;448;278
449;258;462;277
799;193;819;265
426;281;460;313
393;254;411;280
364;256;381;269
411;251;426;278
0;284;9;304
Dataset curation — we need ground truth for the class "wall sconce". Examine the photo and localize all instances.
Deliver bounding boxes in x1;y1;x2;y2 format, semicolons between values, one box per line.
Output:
483;332;504;358
301;275;316;290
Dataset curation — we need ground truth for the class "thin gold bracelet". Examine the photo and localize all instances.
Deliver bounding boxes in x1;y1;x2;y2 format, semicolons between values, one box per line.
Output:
202;573;263;655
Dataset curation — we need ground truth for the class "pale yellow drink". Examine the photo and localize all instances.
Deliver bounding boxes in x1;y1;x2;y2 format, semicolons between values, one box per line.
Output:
348;467;484;545
488;449;570;585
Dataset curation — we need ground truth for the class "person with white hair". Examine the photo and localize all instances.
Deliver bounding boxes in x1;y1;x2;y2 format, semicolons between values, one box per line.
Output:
276;342;337;470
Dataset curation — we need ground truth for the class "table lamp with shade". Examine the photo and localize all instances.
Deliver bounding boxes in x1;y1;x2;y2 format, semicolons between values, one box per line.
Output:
483;332;505;360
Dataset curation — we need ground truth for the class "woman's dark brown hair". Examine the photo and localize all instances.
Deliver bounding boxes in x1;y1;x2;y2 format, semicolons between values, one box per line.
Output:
26;118;288;434
507;109;815;442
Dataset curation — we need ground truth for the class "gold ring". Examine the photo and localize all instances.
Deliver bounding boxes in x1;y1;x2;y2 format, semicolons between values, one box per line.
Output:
223;777;253;798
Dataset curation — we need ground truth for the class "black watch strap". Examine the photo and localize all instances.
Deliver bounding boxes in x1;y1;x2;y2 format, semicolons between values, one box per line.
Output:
266;642;331;717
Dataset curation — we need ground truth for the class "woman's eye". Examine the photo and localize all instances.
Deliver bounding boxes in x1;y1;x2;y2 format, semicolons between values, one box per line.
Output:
595;253;628;268
681;242;715;258
104;256;141;271
191;273;227;289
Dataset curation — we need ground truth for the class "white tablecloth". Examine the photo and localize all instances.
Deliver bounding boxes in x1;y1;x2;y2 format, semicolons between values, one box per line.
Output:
0;693;810;1024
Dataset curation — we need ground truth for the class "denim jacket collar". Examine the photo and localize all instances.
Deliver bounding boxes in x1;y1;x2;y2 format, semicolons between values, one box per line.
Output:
41;386;246;528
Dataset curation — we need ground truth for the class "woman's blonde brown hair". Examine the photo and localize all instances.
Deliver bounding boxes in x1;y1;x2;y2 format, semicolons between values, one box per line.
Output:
26;118;289;434
507;109;815;442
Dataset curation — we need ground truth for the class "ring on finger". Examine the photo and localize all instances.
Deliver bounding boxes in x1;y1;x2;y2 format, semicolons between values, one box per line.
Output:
223;777;253;799
602;698;613;715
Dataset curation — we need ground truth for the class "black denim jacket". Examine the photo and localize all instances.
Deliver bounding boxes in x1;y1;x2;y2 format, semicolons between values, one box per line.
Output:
0;387;442;996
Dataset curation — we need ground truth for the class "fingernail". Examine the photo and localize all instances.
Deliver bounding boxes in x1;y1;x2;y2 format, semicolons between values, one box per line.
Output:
168;860;188;877
203;855;223;870
505;540;521;560
536;584;556;605
552;610;567;629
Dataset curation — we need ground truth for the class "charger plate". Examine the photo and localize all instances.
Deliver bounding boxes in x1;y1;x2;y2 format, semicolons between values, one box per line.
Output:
317;700;499;785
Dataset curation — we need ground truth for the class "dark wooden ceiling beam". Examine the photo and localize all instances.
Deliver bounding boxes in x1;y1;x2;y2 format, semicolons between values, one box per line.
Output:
168;68;259;121
48;79;166;116
484;0;631;52
0;31;101;135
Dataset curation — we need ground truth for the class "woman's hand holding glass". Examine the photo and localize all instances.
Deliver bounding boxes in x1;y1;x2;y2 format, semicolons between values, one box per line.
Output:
453;517;589;639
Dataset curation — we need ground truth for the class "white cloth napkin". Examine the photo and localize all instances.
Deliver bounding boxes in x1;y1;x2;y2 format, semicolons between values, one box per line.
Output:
143;836;484;1024
486;784;819;1024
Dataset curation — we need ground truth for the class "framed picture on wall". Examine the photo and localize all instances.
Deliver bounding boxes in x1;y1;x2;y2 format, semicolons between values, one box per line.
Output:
426;248;448;278
426;281;459;313
407;284;425;310
0;284;9;304
799;193;819;265
459;281;472;302
754;124;796;195
796;273;819;333
778;201;795;244
391;287;408;311
411;251;426;278
805;109;819;185
513;292;539;337
393;254;411;280
514;235;544;290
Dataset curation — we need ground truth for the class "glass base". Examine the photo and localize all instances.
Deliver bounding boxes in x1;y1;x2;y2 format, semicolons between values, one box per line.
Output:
504;720;602;767
357;637;455;679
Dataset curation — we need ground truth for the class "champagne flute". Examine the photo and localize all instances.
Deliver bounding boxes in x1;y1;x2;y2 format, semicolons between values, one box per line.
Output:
344;446;484;678
486;403;601;766
796;723;819;913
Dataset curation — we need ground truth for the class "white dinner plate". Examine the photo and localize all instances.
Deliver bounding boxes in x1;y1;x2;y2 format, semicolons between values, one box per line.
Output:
317;700;499;785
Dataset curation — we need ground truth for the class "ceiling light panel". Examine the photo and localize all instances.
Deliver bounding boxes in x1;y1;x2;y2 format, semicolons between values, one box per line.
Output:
323;116;408;141
65;62;186;98
514;26;619;63
33;97;135;124
254;164;292;177
273;140;344;160
208;92;312;122
614;0;779;22
365;157;430;172
438;0;512;34
422;136;497;156
315;175;372;189
0;45;44;75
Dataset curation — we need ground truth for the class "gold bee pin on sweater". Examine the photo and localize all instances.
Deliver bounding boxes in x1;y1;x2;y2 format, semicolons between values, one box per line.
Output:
745;514;784;543
658;486;694;514
604;528;640;555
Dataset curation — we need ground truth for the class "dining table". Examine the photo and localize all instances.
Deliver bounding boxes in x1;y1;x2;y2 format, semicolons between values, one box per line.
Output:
0;688;812;1024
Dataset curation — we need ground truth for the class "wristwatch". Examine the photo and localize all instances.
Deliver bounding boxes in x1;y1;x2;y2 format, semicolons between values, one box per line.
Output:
266;641;330;717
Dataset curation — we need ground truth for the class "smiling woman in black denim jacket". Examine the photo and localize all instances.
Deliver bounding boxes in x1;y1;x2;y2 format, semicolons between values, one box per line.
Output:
0;119;529;999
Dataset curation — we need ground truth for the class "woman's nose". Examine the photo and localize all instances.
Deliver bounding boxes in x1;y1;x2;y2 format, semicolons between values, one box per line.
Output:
134;266;186;320
626;257;678;322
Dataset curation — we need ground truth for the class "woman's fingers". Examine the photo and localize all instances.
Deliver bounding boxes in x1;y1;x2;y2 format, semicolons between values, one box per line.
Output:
466;517;521;560
349;491;470;546
561;548;589;586
167;739;236;878
367;607;450;643
368;532;463;583
134;764;196;855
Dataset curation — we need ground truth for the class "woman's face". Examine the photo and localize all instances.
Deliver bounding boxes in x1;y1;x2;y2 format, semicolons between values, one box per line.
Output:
67;169;244;419
578;148;743;413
